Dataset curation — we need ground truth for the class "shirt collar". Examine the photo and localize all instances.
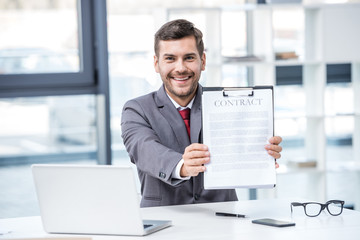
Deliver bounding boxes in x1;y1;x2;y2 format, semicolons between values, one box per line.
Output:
166;93;195;110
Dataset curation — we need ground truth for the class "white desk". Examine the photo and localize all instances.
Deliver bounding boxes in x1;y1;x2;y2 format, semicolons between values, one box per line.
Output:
1;199;360;240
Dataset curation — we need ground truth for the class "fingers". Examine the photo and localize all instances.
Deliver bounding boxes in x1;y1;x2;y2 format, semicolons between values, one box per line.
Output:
184;143;208;152
265;144;282;159
181;143;209;177
185;148;210;160
184;144;209;161
266;149;281;159
181;161;208;177
182;165;207;177
269;136;282;145
265;144;282;155
265;136;283;160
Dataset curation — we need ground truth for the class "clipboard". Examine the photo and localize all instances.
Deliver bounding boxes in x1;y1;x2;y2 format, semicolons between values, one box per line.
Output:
201;86;276;189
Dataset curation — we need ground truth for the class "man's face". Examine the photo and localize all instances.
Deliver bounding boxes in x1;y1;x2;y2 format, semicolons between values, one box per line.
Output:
154;35;206;106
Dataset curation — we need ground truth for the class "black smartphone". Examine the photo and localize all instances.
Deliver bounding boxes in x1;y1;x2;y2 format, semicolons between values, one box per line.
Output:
252;218;295;227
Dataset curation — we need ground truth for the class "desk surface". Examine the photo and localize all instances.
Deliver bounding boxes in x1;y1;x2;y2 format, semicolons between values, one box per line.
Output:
1;199;360;240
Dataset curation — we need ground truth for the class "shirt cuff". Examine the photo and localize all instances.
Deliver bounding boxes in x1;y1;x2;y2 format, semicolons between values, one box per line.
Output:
172;159;191;180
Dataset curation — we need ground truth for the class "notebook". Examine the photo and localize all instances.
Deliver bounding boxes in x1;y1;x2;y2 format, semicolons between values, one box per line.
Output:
32;164;171;236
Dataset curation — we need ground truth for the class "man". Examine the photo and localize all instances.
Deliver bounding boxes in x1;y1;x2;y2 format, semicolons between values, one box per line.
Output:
121;19;282;207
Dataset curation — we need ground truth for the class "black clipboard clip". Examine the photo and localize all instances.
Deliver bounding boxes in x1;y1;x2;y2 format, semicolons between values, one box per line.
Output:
222;88;254;97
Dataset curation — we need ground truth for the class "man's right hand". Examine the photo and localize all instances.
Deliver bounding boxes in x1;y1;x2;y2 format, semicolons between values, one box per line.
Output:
180;143;210;177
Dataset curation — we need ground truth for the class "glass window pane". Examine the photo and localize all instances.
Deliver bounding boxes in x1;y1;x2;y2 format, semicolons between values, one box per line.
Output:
275;85;306;118
0;95;97;159
0;95;96;159
325;116;354;164
107;7;161;160
221;11;248;87
273;8;304;61
222;64;248;87
325;82;354;165
221;11;247;57
0;95;97;218
325;83;353;115
274;85;306;166
0;0;80;74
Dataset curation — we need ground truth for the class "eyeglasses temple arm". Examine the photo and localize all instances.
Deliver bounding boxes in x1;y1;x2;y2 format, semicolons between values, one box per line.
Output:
290;202;302;214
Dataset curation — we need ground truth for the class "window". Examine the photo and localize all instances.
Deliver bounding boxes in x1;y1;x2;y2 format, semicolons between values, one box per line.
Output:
106;5;161;160
274;66;306;164
325;64;354;164
0;0;108;218
0;0;96;97
221;10;248;87
0;96;97;161
0;0;79;74
273;7;304;61
0;95;97;218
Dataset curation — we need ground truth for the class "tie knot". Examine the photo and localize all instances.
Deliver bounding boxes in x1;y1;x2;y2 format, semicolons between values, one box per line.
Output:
178;108;190;120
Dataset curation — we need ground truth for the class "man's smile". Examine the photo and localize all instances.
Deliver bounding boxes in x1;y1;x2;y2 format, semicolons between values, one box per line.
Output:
172;76;191;81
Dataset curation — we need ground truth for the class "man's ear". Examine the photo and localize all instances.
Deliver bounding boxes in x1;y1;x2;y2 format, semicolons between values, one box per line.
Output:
201;52;206;71
154;55;160;73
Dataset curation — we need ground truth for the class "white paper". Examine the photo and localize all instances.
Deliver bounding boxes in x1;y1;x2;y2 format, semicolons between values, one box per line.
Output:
202;88;276;189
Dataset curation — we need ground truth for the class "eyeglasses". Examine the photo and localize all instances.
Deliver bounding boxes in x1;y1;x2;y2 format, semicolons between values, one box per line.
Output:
291;200;345;217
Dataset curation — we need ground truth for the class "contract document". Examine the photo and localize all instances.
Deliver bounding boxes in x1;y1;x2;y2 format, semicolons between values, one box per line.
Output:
202;86;276;189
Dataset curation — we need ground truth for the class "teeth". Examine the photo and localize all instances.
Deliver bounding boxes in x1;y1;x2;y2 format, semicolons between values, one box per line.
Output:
173;77;189;81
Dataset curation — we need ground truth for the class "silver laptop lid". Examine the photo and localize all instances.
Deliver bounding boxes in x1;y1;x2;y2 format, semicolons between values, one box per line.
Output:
32;164;169;236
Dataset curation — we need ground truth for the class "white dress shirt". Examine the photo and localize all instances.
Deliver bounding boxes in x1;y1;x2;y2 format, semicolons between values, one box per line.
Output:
167;94;194;181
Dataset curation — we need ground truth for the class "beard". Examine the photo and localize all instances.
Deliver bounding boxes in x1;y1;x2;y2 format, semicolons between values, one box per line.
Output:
163;72;199;100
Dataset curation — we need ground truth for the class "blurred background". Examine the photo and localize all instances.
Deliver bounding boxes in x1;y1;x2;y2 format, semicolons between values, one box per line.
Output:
1;0;360;218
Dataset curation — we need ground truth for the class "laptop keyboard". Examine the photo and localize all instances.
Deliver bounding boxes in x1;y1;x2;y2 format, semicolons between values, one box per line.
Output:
144;224;153;229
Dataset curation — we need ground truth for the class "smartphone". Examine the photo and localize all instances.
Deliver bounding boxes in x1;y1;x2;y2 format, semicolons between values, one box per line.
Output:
252;218;295;228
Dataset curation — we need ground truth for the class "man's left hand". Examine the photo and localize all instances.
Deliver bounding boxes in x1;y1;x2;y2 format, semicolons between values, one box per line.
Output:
265;136;282;168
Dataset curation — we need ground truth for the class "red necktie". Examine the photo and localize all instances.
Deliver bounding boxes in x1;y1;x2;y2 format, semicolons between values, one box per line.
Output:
178;108;190;138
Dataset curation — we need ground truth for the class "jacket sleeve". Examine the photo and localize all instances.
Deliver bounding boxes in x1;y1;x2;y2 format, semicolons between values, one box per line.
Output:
121;99;186;186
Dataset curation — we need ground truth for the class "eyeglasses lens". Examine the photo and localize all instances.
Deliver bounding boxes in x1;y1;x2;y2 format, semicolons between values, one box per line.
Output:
328;201;343;215
305;203;322;216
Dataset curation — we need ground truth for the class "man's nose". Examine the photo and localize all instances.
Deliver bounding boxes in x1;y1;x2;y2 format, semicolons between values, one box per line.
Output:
175;59;187;73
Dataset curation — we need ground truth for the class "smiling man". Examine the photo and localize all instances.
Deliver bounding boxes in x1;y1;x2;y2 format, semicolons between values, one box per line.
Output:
121;19;282;207
154;34;205;107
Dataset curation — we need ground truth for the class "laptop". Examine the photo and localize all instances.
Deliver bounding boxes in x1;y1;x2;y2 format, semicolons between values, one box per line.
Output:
32;164;171;236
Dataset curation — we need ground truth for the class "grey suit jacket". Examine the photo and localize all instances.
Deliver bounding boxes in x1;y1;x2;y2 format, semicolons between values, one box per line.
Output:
121;84;238;207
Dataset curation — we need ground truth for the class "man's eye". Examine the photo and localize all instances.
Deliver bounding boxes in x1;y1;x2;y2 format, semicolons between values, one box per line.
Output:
165;57;174;61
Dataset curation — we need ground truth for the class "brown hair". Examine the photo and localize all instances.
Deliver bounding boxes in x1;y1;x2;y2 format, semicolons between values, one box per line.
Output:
154;19;204;57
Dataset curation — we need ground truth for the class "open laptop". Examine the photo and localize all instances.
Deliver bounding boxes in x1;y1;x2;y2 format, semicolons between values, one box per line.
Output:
32;164;171;236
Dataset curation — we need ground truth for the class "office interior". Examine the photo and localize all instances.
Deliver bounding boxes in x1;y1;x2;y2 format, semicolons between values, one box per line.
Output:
1;0;360;219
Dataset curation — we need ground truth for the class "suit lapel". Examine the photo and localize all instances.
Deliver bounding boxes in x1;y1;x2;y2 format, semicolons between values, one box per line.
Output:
155;85;191;148
190;85;202;144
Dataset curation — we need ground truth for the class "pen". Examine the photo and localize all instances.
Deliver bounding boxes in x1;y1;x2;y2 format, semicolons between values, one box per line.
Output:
215;212;247;218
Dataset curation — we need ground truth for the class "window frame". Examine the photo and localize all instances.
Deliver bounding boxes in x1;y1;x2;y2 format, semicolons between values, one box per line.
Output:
0;0;112;165
0;0;96;98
